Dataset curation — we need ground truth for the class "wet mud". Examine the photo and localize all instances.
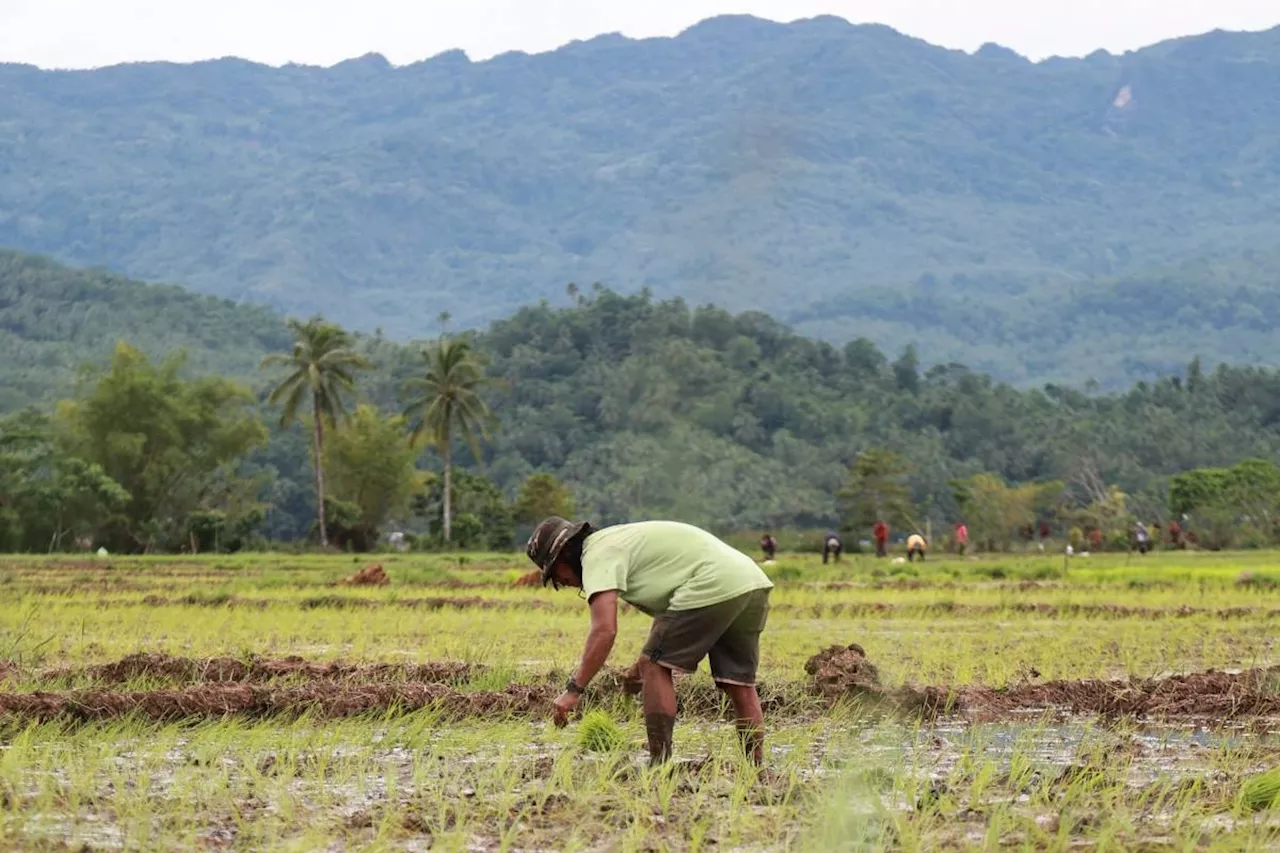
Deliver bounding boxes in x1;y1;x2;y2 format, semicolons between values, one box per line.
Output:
0;682;549;723
802;646;1280;722
45;653;479;685
951;666;1280;720
3;649;1278;726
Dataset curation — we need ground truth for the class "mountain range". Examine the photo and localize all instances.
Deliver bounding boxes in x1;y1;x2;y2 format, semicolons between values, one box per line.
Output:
2;15;1279;384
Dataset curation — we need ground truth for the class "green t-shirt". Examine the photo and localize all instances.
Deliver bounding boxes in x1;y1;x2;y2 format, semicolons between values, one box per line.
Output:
581;521;773;613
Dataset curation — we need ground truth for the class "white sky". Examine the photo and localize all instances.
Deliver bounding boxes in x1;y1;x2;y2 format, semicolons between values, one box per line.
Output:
1;0;1277;69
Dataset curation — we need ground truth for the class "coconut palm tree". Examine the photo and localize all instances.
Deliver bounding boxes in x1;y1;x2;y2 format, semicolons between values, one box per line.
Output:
261;317;370;547
401;337;497;544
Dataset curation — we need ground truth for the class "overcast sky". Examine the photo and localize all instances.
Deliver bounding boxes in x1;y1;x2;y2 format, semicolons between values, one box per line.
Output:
2;0;1278;70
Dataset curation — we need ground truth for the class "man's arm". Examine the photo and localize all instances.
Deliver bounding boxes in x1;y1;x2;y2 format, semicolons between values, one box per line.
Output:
553;590;619;726
572;590;619;688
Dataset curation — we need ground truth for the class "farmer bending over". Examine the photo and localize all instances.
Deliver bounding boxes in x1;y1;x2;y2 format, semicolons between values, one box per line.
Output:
822;531;843;564
906;533;927;562
526;517;773;767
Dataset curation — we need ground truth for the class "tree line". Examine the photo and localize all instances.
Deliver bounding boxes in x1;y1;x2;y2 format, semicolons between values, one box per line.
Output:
0;321;566;554
5;288;1280;553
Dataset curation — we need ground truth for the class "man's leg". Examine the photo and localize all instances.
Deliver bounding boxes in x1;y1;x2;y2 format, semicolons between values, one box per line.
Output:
709;589;770;766
640;598;752;767
723;684;764;765
639;658;676;766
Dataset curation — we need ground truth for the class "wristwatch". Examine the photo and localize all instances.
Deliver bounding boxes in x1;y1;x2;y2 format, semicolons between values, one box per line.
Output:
565;677;586;696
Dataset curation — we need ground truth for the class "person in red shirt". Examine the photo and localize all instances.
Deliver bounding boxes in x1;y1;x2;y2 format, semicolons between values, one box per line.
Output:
955;522;969;556
873;521;889;558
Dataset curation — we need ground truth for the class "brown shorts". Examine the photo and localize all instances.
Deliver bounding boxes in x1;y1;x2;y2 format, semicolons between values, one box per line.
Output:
642;588;770;686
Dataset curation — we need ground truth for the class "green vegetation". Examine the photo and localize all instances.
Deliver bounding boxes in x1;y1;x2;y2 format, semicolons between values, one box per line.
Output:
3;21;1280;383
0;249;290;409
401;336;497;543
59;342;267;553
262;317;372;547
1240;769;1280;812
577;710;628;753
322;405;423;551
10;261;1280;546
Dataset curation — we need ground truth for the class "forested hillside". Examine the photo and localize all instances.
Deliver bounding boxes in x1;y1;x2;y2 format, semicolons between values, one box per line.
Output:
7;254;1280;539
358;289;1280;532
3;17;1280;383
0;250;290;410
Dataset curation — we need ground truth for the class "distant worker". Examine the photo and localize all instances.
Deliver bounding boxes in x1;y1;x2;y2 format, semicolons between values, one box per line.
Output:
1168;519;1184;549
760;533;777;562
1134;522;1150;555
955;522;969;556
873;521;889;558
822;531;843;564
906;533;927;562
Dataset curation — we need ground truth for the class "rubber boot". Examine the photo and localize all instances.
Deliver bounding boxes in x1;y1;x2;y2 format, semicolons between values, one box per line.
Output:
645;713;674;767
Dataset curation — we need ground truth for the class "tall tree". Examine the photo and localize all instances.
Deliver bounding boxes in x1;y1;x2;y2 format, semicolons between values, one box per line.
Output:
402;337;497;543
324;404;422;544
0;408;130;552
838;448;914;536
60;343;265;552
261;317;370;547
513;472;576;526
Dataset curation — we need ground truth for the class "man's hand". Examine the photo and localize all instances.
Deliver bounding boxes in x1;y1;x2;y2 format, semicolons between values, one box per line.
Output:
552;691;581;727
621;660;643;696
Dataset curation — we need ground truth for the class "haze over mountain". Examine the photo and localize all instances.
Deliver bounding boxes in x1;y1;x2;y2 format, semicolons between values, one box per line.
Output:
2;15;1279;384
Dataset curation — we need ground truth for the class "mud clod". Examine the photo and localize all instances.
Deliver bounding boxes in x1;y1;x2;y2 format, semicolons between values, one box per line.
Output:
341;564;389;587
804;644;882;700
514;570;543;587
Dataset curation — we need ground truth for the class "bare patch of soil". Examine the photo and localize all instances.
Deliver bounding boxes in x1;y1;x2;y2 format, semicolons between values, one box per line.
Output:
340;564;389;587
11;648;1280;726
954;666;1280;720
805;644;1280;722
45;653;479;686
0;682;553;723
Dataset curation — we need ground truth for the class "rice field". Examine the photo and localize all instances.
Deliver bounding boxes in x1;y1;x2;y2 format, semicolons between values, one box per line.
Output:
1;548;1279;850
